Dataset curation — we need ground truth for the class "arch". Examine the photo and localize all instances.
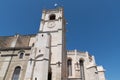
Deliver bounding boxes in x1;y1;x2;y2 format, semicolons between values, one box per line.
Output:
49;14;56;20
12;66;21;80
18;49;25;53
19;53;24;59
79;60;84;66
79;58;85;61
67;58;72;76
67;57;72;60
35;77;37;80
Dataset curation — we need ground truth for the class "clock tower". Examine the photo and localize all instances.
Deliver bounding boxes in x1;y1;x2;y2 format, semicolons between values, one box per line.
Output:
39;7;65;32
32;7;67;80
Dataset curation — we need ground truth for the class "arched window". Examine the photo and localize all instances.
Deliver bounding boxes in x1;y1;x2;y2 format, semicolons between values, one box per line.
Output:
79;60;85;80
12;66;21;80
67;59;72;76
19;53;24;59
49;14;56;20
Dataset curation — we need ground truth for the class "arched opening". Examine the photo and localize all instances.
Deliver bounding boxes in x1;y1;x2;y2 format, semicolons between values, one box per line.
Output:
19;53;24;59
49;14;56;20
79;60;85;80
67;59;72;76
12;66;21;80
35;77;37;80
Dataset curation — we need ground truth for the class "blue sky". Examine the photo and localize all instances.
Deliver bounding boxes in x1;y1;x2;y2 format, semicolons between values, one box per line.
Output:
0;0;120;80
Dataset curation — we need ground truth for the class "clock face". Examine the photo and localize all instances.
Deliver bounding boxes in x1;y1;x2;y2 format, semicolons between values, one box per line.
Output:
48;22;55;28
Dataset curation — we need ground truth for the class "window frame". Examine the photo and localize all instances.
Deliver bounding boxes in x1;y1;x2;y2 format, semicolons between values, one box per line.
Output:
49;14;56;20
67;58;72;76
12;66;21;80
19;52;24;59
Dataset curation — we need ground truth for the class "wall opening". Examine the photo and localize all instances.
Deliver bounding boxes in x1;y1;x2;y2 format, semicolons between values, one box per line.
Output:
67;59;72;76
35;77;37;80
19;53;24;59
48;71;52;80
12;66;21;80
49;14;56;20
79;60;85;80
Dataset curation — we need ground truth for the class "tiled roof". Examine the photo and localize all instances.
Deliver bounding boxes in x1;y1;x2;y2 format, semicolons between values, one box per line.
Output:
0;34;36;49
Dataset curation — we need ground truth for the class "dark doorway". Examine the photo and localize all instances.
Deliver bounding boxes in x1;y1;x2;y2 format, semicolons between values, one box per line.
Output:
48;71;52;80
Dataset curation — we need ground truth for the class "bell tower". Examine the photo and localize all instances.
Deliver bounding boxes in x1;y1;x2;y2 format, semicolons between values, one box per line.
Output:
39;7;65;32
39;7;67;80
28;7;67;80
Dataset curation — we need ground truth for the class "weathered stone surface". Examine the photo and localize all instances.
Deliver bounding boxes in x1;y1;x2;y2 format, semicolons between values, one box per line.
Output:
0;7;105;80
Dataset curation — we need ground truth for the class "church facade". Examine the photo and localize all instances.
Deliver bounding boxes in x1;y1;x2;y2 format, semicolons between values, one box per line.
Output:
0;8;105;80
